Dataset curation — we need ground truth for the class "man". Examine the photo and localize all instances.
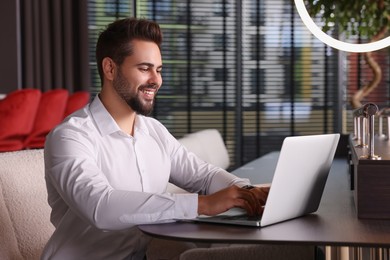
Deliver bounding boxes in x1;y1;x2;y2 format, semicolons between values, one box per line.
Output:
42;17;268;260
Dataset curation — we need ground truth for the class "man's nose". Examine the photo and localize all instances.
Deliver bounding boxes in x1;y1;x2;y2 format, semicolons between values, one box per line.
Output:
147;71;162;85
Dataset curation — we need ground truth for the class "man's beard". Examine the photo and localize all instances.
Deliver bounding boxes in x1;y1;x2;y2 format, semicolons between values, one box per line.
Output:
113;70;156;116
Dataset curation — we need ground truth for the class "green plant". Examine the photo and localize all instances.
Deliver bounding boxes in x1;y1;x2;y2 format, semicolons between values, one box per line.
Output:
304;0;390;108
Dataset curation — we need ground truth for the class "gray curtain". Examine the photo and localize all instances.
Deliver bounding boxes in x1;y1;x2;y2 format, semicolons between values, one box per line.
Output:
20;0;90;92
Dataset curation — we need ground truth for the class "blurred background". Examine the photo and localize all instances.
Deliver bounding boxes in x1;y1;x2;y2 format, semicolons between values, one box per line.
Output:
0;0;389;169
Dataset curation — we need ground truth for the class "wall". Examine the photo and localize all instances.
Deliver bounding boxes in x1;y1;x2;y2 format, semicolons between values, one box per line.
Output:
0;0;20;94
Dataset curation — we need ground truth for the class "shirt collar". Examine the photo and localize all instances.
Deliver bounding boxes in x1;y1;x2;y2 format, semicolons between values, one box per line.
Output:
89;95;150;137
90;95;120;136
133;114;150;136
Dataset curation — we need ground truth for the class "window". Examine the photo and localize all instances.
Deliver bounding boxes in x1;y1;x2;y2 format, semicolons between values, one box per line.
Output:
104;0;130;16
87;0;389;169
87;0;134;95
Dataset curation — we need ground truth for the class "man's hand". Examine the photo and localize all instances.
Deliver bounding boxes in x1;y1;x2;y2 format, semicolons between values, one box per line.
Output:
198;184;270;217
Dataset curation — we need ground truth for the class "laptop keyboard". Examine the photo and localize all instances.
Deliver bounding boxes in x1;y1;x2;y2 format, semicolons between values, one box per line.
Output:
223;214;262;221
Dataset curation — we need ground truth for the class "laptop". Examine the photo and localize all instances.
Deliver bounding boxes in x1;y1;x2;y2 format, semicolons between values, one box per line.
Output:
195;133;340;227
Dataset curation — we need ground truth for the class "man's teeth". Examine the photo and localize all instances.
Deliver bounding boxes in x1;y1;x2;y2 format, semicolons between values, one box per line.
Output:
142;89;154;95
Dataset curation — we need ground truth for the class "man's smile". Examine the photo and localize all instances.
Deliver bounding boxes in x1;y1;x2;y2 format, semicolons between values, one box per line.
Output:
139;86;158;100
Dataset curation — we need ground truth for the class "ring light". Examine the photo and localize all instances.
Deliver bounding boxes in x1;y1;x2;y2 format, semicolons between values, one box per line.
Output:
294;0;390;52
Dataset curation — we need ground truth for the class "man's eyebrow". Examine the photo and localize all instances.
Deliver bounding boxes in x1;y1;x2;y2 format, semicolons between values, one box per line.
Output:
136;62;162;69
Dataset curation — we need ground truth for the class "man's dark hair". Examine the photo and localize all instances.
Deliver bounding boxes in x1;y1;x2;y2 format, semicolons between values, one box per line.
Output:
96;17;163;82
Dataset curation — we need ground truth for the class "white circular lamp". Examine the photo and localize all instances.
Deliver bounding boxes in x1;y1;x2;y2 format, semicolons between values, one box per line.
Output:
294;0;390;52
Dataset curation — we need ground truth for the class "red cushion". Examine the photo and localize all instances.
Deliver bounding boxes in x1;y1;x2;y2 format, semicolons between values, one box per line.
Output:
0;89;41;152
24;89;69;149
0;139;25;152
64;91;90;118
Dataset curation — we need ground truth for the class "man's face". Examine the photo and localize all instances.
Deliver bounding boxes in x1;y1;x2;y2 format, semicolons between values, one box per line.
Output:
113;39;162;115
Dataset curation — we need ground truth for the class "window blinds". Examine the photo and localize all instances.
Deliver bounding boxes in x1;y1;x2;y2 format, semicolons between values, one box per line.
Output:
87;0;389;169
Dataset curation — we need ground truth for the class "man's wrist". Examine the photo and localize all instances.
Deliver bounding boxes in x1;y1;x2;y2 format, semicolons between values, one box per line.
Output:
197;195;206;215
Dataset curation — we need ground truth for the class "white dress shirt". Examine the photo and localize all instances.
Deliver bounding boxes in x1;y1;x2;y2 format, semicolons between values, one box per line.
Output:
41;95;249;260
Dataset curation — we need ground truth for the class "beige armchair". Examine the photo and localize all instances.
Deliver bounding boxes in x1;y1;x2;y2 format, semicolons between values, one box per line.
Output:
178;129;230;169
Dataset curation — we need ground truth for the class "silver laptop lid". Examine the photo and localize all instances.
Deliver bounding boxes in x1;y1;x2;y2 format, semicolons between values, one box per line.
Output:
260;133;340;227
195;133;340;227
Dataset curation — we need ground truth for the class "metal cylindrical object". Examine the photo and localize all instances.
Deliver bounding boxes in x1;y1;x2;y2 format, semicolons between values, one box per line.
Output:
353;103;380;160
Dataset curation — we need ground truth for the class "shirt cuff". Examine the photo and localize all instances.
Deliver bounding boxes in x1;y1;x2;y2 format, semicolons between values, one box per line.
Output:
173;193;198;219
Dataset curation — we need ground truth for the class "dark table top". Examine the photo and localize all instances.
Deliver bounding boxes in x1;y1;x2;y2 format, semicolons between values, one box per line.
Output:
138;152;390;247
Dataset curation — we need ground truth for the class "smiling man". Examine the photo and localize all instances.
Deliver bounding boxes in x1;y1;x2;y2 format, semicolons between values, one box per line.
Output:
42;18;268;260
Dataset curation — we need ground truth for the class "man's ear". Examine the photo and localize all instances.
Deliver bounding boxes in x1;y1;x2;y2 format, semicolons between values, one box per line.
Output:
102;57;116;81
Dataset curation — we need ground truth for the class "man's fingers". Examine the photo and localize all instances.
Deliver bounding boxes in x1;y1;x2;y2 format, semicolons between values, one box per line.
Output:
237;188;263;216
233;198;256;216
198;185;269;216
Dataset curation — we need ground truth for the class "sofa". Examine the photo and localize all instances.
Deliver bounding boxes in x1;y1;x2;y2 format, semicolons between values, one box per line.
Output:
0;129;315;260
0;89;90;152
0;149;51;260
